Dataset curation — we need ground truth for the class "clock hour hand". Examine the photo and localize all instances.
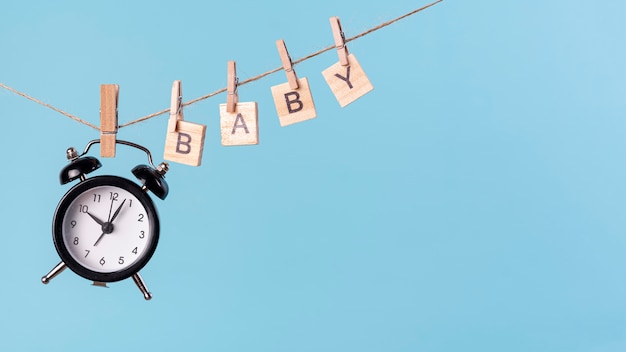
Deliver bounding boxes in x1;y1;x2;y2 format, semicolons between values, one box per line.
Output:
86;212;105;226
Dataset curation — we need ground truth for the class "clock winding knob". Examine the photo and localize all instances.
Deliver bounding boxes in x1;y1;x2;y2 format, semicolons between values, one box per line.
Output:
156;162;169;176
66;147;79;161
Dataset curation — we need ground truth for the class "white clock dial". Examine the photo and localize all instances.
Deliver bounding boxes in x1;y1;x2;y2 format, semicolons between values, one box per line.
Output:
61;185;153;273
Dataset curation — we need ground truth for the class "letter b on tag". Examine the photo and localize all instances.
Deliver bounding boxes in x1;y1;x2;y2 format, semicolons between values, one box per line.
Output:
271;77;317;127
164;121;207;166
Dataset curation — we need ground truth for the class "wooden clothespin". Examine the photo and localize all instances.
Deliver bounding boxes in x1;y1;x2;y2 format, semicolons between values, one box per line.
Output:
226;61;239;113
276;39;299;90
163;79;207;166
322;16;373;108
220;60;259;146
168;80;184;133
100;84;119;158
330;16;349;66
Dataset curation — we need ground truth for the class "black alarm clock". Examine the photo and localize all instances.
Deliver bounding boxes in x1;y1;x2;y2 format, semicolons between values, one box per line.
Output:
42;139;169;300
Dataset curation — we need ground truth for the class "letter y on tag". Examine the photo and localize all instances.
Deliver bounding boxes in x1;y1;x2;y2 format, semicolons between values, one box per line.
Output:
322;53;373;107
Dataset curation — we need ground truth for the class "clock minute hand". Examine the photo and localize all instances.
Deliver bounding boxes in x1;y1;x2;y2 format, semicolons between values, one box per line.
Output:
109;199;126;224
93;199;126;246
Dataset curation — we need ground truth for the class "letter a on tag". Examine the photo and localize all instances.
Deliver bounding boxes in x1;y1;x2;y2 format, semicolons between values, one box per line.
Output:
271;77;317;127
322;53;373;107
219;102;259;146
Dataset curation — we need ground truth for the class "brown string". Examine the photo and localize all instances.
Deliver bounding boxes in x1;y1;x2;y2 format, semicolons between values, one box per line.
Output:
0;82;100;130
0;0;443;130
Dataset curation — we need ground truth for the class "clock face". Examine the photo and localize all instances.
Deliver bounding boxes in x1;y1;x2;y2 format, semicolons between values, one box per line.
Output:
53;176;159;282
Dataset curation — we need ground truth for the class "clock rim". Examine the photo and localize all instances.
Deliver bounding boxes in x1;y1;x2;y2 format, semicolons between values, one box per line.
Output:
52;175;160;283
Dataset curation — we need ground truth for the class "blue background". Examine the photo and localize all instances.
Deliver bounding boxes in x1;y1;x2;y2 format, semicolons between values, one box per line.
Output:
1;0;625;351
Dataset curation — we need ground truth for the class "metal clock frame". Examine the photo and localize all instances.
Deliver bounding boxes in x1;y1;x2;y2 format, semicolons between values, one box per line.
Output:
52;175;160;283
42;139;169;300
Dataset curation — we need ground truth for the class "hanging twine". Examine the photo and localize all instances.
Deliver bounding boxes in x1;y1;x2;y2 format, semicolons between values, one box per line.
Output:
0;0;443;130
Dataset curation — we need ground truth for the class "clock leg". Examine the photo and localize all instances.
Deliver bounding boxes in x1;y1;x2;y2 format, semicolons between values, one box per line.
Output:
132;272;152;300
41;261;67;284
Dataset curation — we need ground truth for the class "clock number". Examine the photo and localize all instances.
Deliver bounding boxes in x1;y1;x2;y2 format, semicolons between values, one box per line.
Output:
138;214;144;222
132;247;138;254
139;230;145;239
73;237;79;245
118;256;125;265
78;204;88;213
109;192;119;201
93;194;101;203
84;250;90;258
70;220;77;228
99;257;106;266
128;199;132;208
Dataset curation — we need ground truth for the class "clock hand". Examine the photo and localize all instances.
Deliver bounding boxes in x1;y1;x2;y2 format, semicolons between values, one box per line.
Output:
93;232;106;246
109;199;126;224
106;198;115;222
93;199;125;246
86;212;105;226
